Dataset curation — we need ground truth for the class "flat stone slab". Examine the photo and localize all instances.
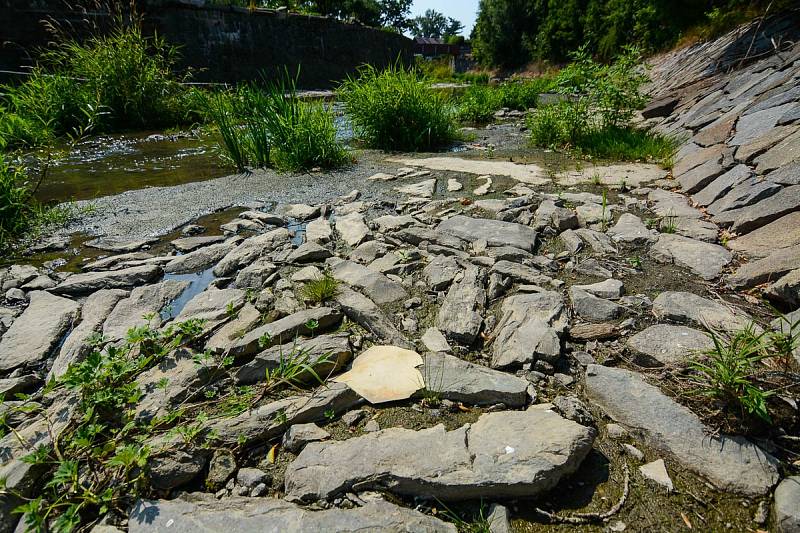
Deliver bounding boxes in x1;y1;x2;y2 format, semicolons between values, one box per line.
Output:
437;265;486;345
437;215;538;252
607;213;658;245
225;307;342;359
421;351;529;407
716;185;800;234
650;234;731;280
129;496;456;532
557;163;666;187
653;291;751;333
396;179;436;199
102;280;190;341
692;164;753;207
774;476;800;533
585;365;779;496
0;291;80;372
285;408;595;502
52;264;162;295
627;324;713;366
327;259;408;305
389;156;548;185
728;244;800;289
728;212;800;258
491;291;567;368
165;240;239;275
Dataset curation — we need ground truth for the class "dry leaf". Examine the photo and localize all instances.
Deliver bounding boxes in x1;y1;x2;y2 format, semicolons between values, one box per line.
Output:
267;443;278;464
680;512;692;529
457;403;471;412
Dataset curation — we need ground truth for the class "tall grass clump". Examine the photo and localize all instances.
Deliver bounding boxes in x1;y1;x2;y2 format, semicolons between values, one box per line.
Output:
205;75;348;172
456;76;557;125
0;14;195;149
339;64;458;152
528;46;676;166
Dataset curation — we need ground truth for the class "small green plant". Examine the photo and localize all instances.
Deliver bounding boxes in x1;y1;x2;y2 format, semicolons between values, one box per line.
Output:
627;256;643;269
419;354;448;408
339;63;458;151
300;271;340;304
690;322;777;423
437;500;493;533
660;211;678;234
324;408;336;421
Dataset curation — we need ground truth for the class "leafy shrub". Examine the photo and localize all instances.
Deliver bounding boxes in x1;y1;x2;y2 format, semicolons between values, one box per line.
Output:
529;46;674;166
339;64;458;151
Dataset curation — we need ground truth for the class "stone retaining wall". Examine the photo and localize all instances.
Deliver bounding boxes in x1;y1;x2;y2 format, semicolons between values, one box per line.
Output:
0;0;413;87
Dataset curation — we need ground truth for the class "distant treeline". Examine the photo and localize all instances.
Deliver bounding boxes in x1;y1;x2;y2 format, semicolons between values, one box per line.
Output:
472;0;795;67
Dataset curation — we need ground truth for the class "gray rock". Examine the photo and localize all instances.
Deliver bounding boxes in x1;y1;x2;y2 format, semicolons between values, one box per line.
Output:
85;237;156;253
52;264;162;295
421;352;529;407
437;215;538;252
49;289;129;380
648;189;702;219
306;217;333;243
0;291;79;372
774;476;800;533
284;408;595;502
225;307;342;359
574;229;617;255
574;258;613;279
102;280;189;341
584;364;778;496
491;291;566;368
673;217;720;242
488;504;511;533
213;229;289;277
766;160;800;186
334;286;410;348
236;467;270;489
392;226;465;250
765;269;800;307
729;245;800;289
570;288;624;322
677;157;725;194
627;325;713;366
335;212;371;247
82;252;154;272
573;279;623;299
205;304;261;353
134;351;217;421
730;102;798;146
206;450;237;489
235;333;352;385
128;496;456;533
559;229;584;254
607;213;658;245
436;265;486;345
421;327;451;353
371;214;417;233
728;212;800;258
285;204;321;220
174;287;245;330
205;382;360;446
692;164;754;206
652;291;750;333
484;246;534;262
552;395;594;426
341;409;367;427
491;261;554;287
282;423;331;453
650;234;731;280
718;185;800;234
708;178;782;216
287;242;332;263
327;258;408;305
396;178;436;198
0;376;37;398
424;255;461;292
233;258;277;289
640;459;674;492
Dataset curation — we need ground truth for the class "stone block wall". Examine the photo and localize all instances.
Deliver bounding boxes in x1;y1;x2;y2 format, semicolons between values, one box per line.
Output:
0;0;413;87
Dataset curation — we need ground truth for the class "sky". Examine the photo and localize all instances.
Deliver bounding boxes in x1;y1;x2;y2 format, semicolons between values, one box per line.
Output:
410;0;480;36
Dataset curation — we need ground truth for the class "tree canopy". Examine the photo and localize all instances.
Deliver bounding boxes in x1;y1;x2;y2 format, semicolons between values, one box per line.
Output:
410;9;466;39
472;0;791;67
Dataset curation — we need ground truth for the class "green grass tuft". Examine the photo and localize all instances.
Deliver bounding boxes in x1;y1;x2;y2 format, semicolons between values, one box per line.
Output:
300;271;340;304
339;63;458;152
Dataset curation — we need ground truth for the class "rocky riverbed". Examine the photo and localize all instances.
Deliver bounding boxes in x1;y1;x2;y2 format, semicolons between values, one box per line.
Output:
1;19;800;533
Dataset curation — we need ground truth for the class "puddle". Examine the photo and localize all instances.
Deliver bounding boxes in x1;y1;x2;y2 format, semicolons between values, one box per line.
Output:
286;220;307;246
161;266;216;321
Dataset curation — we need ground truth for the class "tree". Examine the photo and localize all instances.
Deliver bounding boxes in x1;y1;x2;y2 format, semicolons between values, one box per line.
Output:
379;0;413;30
444;17;465;37
411;9;448;38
